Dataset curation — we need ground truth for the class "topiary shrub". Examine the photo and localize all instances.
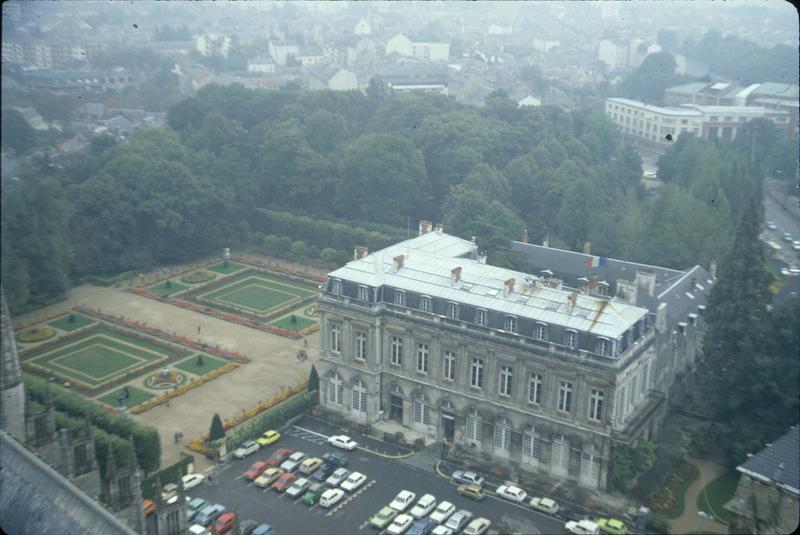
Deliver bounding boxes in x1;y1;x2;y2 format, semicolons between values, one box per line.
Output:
180;270;215;284
17;326;56;343
196;354;205;367
209;413;225;442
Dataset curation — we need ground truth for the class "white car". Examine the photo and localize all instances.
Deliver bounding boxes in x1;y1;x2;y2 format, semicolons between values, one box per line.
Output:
409;493;436;519
565;519;600;535
340;471;367;492
390;490;416;512
280;451;308;472
429;501;456;524
463;517;491;535
181;473;205;491
387;513;414;535
529;497;559;515
431;526;453;535
451;470;485;487
325;467;351;487
327;434;358;450
233;440;259;459
496;484;527;504
188;524;211;535
319;488;346;508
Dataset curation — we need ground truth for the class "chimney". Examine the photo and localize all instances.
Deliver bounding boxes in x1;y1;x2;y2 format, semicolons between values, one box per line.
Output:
542;235;549;248
393;254;405;271
521;229;528;243
471;236;476;244
478;253;487;264
583;241;591;255
568;291;578;310
434;223;444;234
451;266;462;283
540;269;553;278
772;462;785;481
635;269;656;298
577;277;589;292
418;220;432;235
655;302;668;333
616;279;638;305
709;260;717;279
504;278;515;295
354;246;369;260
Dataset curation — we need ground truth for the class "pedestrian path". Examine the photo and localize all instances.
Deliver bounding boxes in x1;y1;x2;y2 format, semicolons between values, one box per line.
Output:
669;457;728;534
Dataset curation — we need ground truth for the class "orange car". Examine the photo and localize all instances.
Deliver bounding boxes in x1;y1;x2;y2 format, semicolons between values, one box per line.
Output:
142;499;157;515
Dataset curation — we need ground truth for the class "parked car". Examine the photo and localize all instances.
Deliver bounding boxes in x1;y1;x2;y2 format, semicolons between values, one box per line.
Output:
463;517;491;535
188;524;211;535
285;477;312;499
560;507;593;523
451;470;485;487
322;451;348;467
792;240;800;251
142;499;156;516
410;493;436;519
340;471;367;492
187;497;209;522
529;497;559;515
182;473;205;491
766;221;777;230
390;490;417;512
327;434;358;450
598;518;627;534
784;232;793;242
234;440;260;459
271;472;297;492
430;526;453;535
195;504;225;527
370;506;400;529
319;488;346;508
457;484;485;501
280;451;308;472
256;429;280;447
243;461;269;480
312;461;338;481
387;513;415;535
429;501;456;524
565;519;601;535
325;467;351;487
161;483;179;503
299;457;323;475
407;518;436;535
265;448;294;468
251;524;275;535
496;484;527;504
444;510;473;532
238;520;260;535
300;483;326;506
214;512;235;534
254;467;283;488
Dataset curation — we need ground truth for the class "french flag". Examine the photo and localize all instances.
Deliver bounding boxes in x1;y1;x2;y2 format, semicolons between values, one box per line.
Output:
584;256;607;268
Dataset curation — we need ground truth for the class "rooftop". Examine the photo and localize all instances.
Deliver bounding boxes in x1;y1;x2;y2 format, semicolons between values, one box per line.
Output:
606;98;703;117
752;82;800;99
665;82;710;94
738;426;800;495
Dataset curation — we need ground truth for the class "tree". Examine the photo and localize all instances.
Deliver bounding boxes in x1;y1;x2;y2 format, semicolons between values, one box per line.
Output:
308;365;319;392
209;413;225;442
461;163;511;204
366;76;389;105
442;186;525;253
1;108;37;155
617;52;688;105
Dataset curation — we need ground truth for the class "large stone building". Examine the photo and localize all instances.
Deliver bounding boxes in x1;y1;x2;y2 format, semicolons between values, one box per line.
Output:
317;227;712;490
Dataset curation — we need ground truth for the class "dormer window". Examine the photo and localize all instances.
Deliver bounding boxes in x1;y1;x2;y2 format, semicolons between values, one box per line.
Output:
419;295;431;313
475;309;487;326
504;315;517;333
534;322;547;341
447;302;459;320
597;281;609;296
565;330;577;349
332;279;342;295
394;290;406;306
358;285;368;302
596;338;609;356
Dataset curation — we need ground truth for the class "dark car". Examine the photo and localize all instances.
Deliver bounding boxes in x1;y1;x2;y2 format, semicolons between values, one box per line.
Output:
322;451;348;467
407;518;436;535
561;507;593;523
311;461;337;481
265;448;294;468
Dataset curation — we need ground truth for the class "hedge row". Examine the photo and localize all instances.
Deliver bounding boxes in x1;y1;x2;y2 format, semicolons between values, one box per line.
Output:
81;271;138;287
24;375;160;473
141;454;194;500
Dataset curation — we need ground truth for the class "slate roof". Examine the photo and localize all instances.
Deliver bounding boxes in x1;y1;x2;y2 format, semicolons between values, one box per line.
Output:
752;82;799;99
738;426;800;495
664;82;710;95
0;431;136;535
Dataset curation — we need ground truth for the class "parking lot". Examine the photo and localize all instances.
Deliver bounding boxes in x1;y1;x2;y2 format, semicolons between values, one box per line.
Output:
185;421;566;534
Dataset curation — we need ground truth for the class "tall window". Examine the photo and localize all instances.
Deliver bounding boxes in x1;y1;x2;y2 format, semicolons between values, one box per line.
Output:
522;429;541;464
528;373;543;405
355;331;367;361
443;351;455;381
352;380;367;416
499;365;513;397
470;358;484;388
358;285;368;302
447;302;459;319
465;410;481;442
332;279;342;295
331;325;341;353
596;338;609;356
391;336;403;366
416;343;429;373
558;381;573;412
419;296;431;312
552;434;569;476
328;374;343;405
565;330;577;349
494;419;511;451
394;290;406;306
504;315;517;332
475;309;487;326
535;323;547;341
588;388;604;422
413;400;431;425
581;450;602;486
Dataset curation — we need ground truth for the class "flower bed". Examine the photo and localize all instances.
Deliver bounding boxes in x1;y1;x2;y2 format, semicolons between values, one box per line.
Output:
17;326;57;343
180;270;216;284
130;362;239;414
649;462;700;517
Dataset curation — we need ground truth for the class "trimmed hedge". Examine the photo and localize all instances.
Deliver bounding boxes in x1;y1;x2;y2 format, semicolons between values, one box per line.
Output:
17;326;56;343
24;375;161;472
141;454;194;500
221;390;318;452
180;270;216;284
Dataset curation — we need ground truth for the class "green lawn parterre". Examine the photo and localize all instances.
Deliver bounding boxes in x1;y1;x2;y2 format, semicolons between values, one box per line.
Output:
97;385;154;408
147;280;189;296
48;313;97;332
194;271;316;315
270;314;317;331
207;261;246;274
697;471;738;524
174;354;228;375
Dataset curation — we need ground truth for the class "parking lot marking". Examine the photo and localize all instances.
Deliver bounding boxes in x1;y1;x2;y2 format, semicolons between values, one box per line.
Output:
290;425;329;439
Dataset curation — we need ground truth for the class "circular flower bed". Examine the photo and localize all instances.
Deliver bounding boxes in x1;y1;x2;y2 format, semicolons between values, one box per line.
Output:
17;326;56;343
144;370;187;390
180;270;215;284
304;305;320;317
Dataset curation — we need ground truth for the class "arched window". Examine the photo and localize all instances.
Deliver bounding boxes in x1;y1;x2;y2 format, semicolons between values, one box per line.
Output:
522;426;541;465
465;409;481;443
328;374;343;406
580;447;602;487
551;433;569;476
351;379;367;416
493;418;511;452
413;396;431;425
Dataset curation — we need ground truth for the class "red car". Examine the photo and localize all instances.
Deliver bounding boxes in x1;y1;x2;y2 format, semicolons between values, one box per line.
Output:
243;461;269;480
214;512;235;534
271;471;297;492
265;448;294;468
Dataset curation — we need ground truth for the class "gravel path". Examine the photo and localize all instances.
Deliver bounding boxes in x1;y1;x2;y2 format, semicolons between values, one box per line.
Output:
669;457;728;534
